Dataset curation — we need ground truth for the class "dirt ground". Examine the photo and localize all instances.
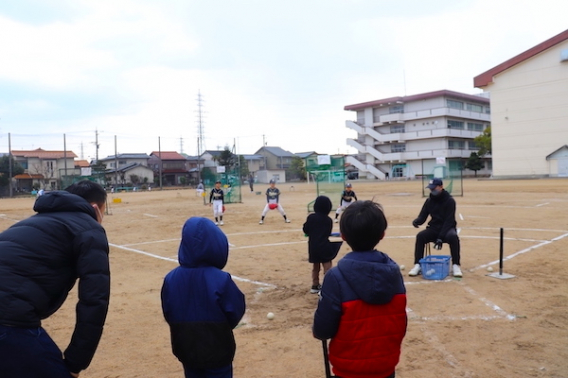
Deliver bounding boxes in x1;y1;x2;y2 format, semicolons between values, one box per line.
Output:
1;178;567;378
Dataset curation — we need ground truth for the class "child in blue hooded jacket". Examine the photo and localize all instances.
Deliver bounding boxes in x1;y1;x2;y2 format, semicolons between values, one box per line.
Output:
161;217;246;378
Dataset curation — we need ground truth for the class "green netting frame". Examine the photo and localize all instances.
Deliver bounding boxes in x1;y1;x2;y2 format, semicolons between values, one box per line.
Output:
420;159;463;197
212;169;242;204
306;155;345;212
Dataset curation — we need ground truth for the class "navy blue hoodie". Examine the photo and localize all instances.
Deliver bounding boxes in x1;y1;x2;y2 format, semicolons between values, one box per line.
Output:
161;217;246;369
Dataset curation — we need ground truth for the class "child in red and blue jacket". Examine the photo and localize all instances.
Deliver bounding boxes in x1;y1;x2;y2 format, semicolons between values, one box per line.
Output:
161;217;246;378
313;201;407;378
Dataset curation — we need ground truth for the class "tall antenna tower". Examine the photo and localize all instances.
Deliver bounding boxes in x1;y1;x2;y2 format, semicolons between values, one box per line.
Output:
180;137;184;154
196;90;205;156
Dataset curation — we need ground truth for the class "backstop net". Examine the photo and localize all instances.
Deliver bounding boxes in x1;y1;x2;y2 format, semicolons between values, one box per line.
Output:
421;158;463;197
306;155;345;212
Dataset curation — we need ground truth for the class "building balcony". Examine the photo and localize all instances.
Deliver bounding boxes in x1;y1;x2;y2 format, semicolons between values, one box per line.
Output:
373;107;490;125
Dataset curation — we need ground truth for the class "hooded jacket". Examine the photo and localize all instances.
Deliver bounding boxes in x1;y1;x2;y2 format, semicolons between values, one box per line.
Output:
0;191;110;373
413;189;457;239
303;196;341;263
313;251;407;378
161;217;246;369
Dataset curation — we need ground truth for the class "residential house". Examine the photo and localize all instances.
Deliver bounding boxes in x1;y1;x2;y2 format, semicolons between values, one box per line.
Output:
149;151;189;186
474;29;568;178
98;153;150;170
11;148;78;190
344;90;491;179
105;163;154;187
254;146;295;183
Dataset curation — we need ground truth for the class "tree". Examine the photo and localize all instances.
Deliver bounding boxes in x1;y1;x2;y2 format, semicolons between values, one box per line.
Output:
465;152;484;177
286;156;306;181
218;147;234;168
474;126;492;156
129;174;140;186
0;156;24;189
238;155;249;179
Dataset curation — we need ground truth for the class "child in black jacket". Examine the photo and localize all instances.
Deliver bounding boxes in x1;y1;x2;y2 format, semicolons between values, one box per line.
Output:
303;196;342;294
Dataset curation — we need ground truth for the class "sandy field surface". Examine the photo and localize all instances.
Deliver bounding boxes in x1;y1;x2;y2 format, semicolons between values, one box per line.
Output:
1;178;567;378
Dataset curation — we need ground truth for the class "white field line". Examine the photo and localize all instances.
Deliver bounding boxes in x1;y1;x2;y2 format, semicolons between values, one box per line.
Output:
231;241;306;250
143;213;158;217
109;243;276;288
535;202;549;207
472;232;568;271
122;238;180;247
459;213;464;220
461;285;516;321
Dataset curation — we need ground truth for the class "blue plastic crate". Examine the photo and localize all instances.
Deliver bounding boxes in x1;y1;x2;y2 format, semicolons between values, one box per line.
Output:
419;255;451;280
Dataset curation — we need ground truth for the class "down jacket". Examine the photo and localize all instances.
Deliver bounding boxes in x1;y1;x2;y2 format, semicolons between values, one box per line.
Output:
0;191;110;373
313;251;407;378
161;217;246;369
413;189;457;238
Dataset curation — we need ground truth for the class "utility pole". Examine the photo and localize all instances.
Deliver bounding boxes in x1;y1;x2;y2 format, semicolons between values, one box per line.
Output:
180;137;184;154
196;90;205;183
92;128;101;163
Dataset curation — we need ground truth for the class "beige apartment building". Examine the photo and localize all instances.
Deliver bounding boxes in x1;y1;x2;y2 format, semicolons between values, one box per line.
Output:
345;90;491;179
475;29;568;178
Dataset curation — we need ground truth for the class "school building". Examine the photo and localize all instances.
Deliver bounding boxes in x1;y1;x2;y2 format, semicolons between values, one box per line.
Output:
474;29;568;178
344;90;491;180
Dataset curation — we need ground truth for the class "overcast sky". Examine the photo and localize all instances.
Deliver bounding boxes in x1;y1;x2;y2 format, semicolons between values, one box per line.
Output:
0;0;566;160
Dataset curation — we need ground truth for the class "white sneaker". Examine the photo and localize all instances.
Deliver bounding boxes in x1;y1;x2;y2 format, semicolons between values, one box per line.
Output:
334;218;338;223
215;222;219;226
219;221;224;226
259;220;263;224
453;264;463;277
285;219;291;223
408;264;421;276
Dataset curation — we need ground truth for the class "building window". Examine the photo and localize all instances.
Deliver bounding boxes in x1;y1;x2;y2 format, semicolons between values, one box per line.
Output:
389;105;404;114
448;140;465;149
393;166;404;178
390;125;405;133
391;144;406;152
467;122;483;131
448;120;464;129
19;161;28;169
447;99;464;110
468;141;479;150
119;160;127;165
466;103;483;113
485;106;491;114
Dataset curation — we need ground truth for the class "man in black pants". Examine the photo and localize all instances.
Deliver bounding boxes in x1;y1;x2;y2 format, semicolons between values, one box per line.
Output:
408;178;462;277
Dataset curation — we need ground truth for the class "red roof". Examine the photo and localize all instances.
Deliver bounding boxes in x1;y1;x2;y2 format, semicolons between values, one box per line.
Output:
14;173;44;179
474;29;568;88
11;148;77;159
344;89;489;111
75;159;90;167
150;151;186;160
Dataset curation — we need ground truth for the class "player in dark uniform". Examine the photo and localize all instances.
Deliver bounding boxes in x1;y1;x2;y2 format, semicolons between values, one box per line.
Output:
209;180;225;226
334;182;358;223
259;180;290;224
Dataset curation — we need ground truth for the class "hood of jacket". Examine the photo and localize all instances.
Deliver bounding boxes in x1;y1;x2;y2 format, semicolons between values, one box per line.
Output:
33;190;98;220
337;251;405;305
178;217;228;269
313;195;332;215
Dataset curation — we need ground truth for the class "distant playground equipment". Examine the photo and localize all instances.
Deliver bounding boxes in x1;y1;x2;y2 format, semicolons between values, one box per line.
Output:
420;158;463;197
305;155;345;212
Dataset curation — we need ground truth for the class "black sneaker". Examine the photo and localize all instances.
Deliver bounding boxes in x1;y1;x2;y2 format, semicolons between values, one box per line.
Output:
310;285;321;294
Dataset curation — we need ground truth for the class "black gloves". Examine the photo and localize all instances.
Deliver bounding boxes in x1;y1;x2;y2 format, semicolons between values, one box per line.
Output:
412;220;420;228
434;239;443;250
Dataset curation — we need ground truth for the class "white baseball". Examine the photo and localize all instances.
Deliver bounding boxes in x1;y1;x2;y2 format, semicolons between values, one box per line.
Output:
267;312;275;320
487;266;494;272
399;264;405;270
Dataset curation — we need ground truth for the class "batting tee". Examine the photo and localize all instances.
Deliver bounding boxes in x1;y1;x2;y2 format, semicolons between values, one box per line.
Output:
420;158;463;197
305;155;345;212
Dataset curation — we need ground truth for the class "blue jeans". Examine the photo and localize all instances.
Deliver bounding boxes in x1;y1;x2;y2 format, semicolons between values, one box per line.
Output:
183;364;233;378
0;324;74;378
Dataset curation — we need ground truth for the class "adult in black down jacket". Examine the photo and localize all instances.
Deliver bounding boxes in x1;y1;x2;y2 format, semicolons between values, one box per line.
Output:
303;196;342;294
409;178;462;278
0;180;110;378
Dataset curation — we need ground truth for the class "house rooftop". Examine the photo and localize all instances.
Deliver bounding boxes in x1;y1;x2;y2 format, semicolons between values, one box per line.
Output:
11;148;77;159
256;146;295;157
474;29;568;88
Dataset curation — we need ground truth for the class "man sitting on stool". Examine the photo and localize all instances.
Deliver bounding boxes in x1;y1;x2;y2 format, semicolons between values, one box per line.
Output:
408;178;462;277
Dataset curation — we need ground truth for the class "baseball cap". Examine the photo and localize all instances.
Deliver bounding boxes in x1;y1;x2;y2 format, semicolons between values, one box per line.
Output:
269;179;275;184
345;183;352;188
426;178;443;189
